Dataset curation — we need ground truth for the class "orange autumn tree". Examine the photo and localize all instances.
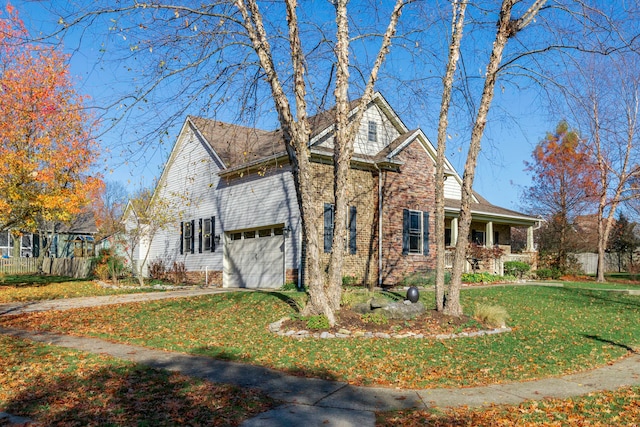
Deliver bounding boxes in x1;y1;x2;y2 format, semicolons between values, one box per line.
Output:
524;121;599;271
0;6;102;252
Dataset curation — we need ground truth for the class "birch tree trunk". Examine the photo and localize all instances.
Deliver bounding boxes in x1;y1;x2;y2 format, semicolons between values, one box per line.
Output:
435;0;467;312
327;0;404;319
446;0;546;316
235;0;325;318
238;0;404;325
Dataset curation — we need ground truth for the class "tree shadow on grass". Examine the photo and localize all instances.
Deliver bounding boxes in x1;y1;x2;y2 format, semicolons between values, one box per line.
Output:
583;334;638;354
556;286;640;309
1;362;276;426
1;274;86;288
263;291;305;313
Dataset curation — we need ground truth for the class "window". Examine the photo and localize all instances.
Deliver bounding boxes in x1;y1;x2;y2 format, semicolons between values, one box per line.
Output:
182;220;194;254
402;209;430;255
203;217;215;252
259;229;272;238
0;230;11;258
368;121;377;142
324;203;357;254
471;230;485;246
324;203;334;253
494;231;499;246
445;229;452;246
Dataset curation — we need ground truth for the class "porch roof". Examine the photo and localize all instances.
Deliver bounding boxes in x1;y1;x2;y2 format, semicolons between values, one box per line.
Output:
444;196;539;227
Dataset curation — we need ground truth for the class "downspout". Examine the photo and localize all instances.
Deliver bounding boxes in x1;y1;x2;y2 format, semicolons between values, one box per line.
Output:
378;170;383;287
297;223;302;290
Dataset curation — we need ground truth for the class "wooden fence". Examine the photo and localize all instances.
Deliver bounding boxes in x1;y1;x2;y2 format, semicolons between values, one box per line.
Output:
0;257;94;279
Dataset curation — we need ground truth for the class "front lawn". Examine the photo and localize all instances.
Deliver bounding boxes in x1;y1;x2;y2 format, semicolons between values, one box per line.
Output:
0;274;167;303
2;285;638;389
0;335;276;425
378;386;640;425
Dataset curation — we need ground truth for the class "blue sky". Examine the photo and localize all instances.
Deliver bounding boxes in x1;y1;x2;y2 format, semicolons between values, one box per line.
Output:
9;1;564;212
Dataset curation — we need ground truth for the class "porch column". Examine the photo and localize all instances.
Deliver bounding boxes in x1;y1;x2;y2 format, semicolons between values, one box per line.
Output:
485;221;494;246
450;217;458;246
526;225;534;251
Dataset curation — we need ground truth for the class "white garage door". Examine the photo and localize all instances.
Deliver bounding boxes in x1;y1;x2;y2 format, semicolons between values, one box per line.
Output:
223;227;285;288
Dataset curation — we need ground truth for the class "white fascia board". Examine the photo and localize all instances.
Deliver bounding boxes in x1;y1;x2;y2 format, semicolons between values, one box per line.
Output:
148;118;192;207
444;206;539;226
371;92;409;134
309;92;409;146
188;118;227;169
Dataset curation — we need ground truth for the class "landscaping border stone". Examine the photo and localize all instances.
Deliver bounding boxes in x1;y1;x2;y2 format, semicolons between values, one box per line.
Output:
268;317;512;340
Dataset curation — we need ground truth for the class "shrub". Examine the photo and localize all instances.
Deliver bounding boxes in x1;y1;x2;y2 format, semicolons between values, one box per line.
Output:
340;288;377;308
473;303;509;328
361;311;388;325
92;248;126;283
305;315;330;330
535;268;561;280
401;269;450;287
280;282;300;291
504;261;531;279
168;261;187;285
461;272;502;283
342;275;359;286
148;259;167;281
94;263;110;282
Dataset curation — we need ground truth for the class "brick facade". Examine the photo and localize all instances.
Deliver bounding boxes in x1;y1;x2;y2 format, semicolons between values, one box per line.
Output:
307;162;379;286
379;141;436;285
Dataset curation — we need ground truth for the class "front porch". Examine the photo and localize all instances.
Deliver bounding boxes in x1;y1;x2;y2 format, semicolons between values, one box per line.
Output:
443;214;539;275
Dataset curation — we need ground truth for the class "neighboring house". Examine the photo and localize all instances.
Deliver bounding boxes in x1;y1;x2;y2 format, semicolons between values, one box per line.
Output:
0;229;37;258
44;212;98;258
141;92;539;288
0;213;98;259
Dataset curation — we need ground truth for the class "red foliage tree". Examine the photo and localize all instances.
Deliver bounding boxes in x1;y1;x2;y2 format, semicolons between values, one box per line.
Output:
524;121;599;271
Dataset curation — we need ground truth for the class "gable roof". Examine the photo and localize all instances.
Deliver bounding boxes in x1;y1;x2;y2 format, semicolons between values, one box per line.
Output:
177;93;538;224
188;116;285;169
56;212;98;234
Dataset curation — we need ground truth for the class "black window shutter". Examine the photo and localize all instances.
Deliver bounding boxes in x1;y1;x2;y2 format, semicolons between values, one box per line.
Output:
180;221;184;255
324;203;334;253
423;211;430;255
190;219;195;254
211;216;216;252
349;206;357;254
402;209;409;255
198;219;203;253
33;234;40;258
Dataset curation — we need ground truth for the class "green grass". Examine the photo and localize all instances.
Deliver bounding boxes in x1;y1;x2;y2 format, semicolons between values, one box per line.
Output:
0;335;275;425
3;285;638;389
561;280;640;290
0;275;167;303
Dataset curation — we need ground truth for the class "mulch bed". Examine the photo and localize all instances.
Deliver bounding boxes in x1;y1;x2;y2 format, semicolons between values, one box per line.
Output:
282;307;485;336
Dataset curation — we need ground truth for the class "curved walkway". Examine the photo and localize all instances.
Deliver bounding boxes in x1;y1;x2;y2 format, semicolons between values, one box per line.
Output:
1;289;639;426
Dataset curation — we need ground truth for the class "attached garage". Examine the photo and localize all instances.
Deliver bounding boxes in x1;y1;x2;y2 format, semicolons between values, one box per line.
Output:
223;226;285;288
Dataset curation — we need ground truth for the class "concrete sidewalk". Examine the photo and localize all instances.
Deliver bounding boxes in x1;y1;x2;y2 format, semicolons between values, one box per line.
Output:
0;287;235;316
1;290;639;426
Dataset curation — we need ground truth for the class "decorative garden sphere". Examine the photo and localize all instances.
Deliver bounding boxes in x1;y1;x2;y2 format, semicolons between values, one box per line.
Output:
406;286;419;303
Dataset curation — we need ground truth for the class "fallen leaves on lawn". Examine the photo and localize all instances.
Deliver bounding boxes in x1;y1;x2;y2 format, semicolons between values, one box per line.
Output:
0;335;276;426
377;387;640;426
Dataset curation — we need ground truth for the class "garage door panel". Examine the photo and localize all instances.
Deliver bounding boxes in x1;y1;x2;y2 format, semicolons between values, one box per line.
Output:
224;229;284;288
